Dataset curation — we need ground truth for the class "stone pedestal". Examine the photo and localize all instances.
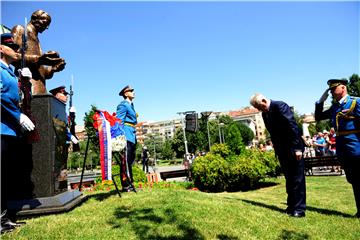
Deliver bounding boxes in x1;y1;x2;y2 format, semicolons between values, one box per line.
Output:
31;94;68;197
8;94;85;216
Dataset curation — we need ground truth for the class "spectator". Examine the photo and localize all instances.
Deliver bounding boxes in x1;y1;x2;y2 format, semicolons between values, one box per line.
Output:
142;146;149;173
265;140;274;151
327;128;336;156
313;132;326;156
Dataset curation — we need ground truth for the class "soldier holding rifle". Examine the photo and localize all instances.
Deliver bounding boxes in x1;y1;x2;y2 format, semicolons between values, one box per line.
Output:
1;33;35;233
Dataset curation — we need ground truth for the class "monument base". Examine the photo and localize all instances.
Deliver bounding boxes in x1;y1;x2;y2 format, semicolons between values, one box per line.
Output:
7;190;87;217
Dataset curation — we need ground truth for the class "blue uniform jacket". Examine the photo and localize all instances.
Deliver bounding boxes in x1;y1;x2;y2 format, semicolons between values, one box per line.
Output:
1;62;21;136
262;100;304;155
315;95;360;157
116;100;137;144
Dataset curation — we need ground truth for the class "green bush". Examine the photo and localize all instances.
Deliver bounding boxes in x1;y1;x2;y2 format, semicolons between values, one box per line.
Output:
191;148;280;192
95;163;147;190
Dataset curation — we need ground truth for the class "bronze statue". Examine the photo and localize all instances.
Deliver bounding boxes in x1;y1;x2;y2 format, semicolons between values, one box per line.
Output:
12;10;66;95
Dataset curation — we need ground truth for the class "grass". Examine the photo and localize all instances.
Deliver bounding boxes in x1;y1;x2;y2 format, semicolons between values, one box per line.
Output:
3;176;360;239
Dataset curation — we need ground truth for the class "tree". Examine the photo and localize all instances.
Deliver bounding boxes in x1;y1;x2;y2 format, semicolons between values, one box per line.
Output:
84;105;100;154
143;133;163;159
161;139;175;160
235;122;254;146
171;128;186;158
224;123;244;154
348;73;360;97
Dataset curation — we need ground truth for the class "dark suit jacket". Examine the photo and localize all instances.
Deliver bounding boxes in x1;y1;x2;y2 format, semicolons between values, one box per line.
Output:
262;100;304;155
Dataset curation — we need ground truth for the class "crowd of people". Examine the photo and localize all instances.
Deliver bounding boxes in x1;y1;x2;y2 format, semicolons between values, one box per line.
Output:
303;128;336;158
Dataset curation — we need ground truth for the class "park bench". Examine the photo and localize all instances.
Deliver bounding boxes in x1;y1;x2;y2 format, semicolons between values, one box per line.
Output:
304;155;343;175
160;169;189;181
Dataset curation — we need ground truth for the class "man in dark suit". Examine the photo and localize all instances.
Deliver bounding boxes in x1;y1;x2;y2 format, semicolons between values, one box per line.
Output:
250;93;306;217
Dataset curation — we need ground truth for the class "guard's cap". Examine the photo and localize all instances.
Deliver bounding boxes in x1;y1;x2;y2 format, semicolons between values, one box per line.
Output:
327;79;348;89
49;85;69;95
119;85;134;97
1;33;20;51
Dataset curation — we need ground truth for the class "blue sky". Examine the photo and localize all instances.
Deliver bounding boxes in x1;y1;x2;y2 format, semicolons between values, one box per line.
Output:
2;1;359;124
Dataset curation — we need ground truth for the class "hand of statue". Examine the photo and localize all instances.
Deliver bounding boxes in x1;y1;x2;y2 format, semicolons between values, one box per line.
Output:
52;59;66;72
39;51;63;66
44;51;60;58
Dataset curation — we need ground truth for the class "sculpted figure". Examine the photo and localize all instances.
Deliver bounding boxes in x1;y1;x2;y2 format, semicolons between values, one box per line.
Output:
11;10;66;95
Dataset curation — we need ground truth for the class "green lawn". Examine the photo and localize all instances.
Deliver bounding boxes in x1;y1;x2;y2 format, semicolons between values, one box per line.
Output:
3;176;359;239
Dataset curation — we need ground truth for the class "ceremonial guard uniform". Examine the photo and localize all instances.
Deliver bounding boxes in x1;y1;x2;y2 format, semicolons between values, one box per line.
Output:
116;85;137;191
1;33;35;233
315;79;360;217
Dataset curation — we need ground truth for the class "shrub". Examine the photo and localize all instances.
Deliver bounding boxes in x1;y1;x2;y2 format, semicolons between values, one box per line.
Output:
191;148;280;192
94;163;147;191
209;143;232;158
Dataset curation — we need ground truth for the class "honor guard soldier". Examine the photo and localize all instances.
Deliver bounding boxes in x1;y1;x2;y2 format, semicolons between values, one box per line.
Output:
315;79;360;218
116;85;137;192
1;33;35;233
49;85;79;145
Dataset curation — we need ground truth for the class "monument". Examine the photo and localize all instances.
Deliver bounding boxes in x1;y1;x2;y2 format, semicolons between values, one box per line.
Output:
7;10;85;217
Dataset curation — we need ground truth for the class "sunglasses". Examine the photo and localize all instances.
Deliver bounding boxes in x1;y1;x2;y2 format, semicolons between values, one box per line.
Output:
7;44;20;52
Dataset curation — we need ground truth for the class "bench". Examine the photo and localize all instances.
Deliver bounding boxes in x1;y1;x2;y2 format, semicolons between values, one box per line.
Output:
160;169;189;181
304;156;343;175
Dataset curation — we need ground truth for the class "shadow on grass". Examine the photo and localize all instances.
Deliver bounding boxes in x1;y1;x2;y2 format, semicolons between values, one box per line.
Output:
279;230;310;240
241;199;286;214
108;206;205;239
306;205;353;218
241;199;354;218
216;234;240;240
86;189;119;201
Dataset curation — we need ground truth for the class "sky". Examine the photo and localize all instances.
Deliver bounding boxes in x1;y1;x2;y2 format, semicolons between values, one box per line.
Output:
2;1;359;125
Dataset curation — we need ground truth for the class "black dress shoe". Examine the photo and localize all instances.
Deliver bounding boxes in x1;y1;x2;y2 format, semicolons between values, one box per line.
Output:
0;223;15;234
289;212;305;218
3;219;25;227
121;187;131;192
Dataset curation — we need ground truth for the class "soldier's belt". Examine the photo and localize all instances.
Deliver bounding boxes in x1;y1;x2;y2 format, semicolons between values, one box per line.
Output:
125;122;136;128
336;130;360;136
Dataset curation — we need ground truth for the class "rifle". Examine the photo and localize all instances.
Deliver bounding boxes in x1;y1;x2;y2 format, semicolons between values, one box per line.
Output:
19;17;40;143
69;75;80;151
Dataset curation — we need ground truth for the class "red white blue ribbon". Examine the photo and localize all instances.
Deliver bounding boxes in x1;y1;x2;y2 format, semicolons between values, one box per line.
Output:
96;112;112;180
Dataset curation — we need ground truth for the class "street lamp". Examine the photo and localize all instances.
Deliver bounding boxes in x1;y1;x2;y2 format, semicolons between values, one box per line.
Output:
219;122;225;144
201;111;212;151
177;111;195;156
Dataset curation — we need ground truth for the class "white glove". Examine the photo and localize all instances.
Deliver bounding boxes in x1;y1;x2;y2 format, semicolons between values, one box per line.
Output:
71;135;79;144
18;67;32;79
318;89;329;103
19;113;35;131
